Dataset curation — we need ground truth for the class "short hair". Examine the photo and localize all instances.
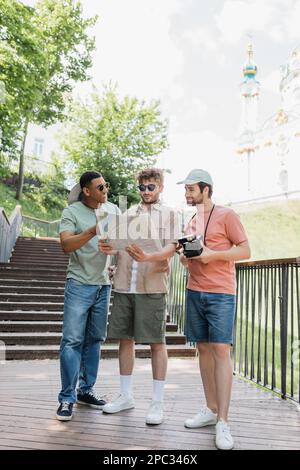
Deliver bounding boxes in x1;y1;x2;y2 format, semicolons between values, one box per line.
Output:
198;182;213;198
137;168;164;185
79;171;102;189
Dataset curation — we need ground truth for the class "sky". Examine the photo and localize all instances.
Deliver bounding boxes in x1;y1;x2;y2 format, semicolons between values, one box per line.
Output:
24;0;300;206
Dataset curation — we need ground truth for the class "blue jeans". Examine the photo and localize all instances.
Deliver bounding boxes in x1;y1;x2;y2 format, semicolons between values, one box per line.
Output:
58;278;111;403
185;289;236;344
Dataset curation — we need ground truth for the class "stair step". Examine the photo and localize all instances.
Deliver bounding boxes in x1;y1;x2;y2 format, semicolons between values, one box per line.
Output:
4;344;196;360
0;294;64;302
0;311;64;321
0;320;177;333
0;321;63;332
0;280;66;287
0;286;65;294
0;310;170;323
0;263;67;271
0;237;185;360
10;258;68;264
0;302;64;311
16;237;61;244
10;257;68;262
0;272;66;280
0;332;186;346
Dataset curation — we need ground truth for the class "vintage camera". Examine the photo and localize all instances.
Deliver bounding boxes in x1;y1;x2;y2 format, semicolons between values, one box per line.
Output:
177;234;204;258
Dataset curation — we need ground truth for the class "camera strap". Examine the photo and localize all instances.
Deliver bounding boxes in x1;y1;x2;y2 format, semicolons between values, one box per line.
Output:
190;204;215;245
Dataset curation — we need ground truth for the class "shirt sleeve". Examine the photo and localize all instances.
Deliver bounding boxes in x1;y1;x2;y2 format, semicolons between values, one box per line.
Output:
225;210;248;246
59;207;76;234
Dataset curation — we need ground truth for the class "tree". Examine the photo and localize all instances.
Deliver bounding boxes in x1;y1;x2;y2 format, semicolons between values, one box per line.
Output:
0;0;47;165
60;85;169;207
0;0;97;199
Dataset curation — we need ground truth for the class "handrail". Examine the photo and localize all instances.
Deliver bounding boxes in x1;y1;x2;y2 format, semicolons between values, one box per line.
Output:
22;214;60;224
0;206;22;262
22;215;60;238
236;257;300;267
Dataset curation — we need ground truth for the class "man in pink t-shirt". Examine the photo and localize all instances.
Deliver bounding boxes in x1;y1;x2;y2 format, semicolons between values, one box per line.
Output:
177;169;250;451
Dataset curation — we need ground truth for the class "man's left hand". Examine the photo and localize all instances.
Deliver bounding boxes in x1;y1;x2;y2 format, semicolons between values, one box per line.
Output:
192;246;217;264
126;244;151;262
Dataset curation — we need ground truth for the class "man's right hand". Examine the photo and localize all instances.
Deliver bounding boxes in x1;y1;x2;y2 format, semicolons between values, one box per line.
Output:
98;238;118;255
179;253;189;267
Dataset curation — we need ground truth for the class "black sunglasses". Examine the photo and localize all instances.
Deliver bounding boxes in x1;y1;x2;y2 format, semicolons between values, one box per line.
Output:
96;182;110;192
137;184;159;192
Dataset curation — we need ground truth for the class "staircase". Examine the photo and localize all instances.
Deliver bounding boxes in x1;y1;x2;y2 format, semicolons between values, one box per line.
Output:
0;237;195;359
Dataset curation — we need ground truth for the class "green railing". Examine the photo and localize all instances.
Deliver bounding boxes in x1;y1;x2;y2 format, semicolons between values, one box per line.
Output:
21;215;60;238
167;255;300;404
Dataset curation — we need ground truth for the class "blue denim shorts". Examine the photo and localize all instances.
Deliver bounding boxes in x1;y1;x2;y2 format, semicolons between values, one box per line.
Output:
185;289;236;344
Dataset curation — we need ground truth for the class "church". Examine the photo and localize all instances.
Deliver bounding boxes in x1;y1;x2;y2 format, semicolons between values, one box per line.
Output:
237;44;300;202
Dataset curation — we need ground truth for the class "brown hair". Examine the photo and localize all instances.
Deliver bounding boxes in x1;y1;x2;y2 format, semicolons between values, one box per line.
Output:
198;182;213;198
137;168;164;185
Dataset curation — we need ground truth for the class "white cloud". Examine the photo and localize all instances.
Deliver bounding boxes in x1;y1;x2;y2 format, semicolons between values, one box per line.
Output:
183;27;219;52
285;0;300;41
160;130;237;206
214;0;300;45
215;0;279;43
80;0;184;101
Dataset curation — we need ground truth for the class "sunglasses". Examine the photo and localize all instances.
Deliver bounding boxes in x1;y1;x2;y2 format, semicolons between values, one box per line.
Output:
137;184;160;192
96;182;110;192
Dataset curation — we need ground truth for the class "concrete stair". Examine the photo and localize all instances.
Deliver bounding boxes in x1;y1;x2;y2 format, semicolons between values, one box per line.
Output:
0;236;195;359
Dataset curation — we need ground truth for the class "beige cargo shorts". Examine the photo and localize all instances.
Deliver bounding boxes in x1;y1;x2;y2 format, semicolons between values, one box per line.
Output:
108;292;167;344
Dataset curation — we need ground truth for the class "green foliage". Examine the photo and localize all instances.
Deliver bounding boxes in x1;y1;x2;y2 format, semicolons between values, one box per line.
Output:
0;176;67;220
32;0;97;125
60;85;169;206
0;0;97;194
0;0;47;158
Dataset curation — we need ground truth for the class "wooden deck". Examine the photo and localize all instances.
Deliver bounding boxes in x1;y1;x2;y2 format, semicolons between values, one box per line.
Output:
0;358;300;451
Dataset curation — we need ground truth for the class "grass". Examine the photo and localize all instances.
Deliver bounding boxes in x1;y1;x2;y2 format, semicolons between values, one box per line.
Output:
235;199;300;261
0;182;63;222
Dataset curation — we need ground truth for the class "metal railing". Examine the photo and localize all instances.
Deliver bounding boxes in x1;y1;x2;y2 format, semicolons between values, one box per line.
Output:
167;254;188;334
0;206;22;262
167;255;300;404
21;215;60;238
234;258;300;404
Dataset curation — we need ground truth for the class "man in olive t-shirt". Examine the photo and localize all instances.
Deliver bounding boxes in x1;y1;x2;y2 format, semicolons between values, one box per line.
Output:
56;171;120;422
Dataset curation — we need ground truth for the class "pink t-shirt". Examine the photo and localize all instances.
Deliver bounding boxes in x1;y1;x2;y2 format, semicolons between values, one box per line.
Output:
185;205;248;295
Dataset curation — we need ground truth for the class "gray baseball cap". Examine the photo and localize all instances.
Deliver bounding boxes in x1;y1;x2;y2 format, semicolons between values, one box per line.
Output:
177;169;213;186
68;183;82;205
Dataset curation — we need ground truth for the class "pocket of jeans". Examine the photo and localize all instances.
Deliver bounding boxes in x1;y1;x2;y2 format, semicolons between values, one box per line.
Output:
67;278;84;286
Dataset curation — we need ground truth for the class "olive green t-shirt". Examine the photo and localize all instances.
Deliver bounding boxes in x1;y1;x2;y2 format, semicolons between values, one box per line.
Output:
60;201;120;285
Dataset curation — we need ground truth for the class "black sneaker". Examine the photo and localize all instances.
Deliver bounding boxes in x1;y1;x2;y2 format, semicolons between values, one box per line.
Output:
76;389;107;409
56;402;73;421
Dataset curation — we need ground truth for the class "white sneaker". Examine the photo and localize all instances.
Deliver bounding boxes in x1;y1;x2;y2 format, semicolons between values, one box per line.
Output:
184;407;218;428
215;420;234;450
145;401;164;425
102;393;135;414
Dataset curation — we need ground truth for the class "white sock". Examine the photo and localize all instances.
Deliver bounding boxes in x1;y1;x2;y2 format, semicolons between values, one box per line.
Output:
120;375;133;396
152;379;165;402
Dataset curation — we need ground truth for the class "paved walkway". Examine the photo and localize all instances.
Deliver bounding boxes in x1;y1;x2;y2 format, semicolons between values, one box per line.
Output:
0;358;300;450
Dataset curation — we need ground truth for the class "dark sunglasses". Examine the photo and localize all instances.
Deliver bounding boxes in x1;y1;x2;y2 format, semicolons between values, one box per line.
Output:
96;182;110;192
137;184;159;192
